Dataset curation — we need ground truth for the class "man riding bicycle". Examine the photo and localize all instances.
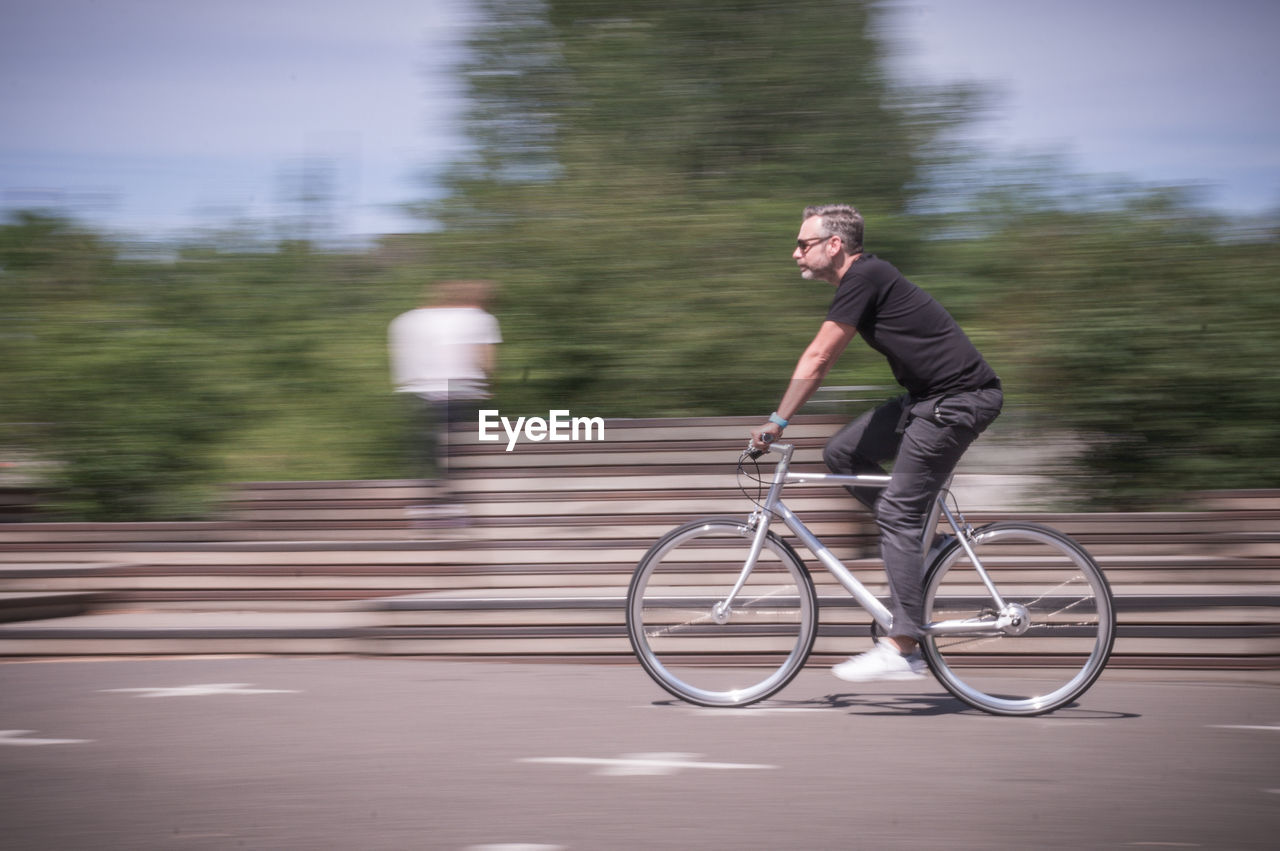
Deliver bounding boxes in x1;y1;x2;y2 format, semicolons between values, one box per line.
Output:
750;204;1003;683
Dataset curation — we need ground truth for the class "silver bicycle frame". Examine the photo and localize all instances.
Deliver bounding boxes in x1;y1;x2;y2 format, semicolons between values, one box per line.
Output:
737;442;1004;637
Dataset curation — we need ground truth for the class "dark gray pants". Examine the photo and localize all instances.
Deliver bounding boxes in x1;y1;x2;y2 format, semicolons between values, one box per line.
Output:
400;394;479;482
822;384;1003;640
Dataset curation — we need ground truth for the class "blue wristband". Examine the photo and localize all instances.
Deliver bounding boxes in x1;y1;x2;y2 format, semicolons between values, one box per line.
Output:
768;412;789;428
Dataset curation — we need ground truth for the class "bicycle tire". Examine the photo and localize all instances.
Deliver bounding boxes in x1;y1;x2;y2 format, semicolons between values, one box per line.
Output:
921;521;1115;716
626;517;818;707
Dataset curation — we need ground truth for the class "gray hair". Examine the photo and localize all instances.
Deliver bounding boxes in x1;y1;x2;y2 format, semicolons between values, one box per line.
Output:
802;204;864;254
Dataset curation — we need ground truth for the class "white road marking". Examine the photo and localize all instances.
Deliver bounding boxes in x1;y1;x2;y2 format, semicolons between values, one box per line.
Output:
1207;725;1280;732
521;752;775;776
0;730;92;746
100;683;300;698
687;707;832;717
1206;726;1280;800
465;846;566;851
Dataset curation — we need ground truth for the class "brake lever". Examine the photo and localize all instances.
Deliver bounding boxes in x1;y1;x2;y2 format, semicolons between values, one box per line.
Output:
745;432;774;460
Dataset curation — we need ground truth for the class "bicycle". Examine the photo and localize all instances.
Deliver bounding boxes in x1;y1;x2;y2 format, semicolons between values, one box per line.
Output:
625;439;1116;716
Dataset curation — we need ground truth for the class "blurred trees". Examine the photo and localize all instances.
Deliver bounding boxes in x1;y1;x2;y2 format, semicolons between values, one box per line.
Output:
422;0;979;415
1;213;229;518
2;0;1278;518
0;214;412;518
423;0;1279;507
942;188;1280;508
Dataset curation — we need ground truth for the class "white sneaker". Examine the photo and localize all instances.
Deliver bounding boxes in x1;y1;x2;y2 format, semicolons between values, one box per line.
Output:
832;640;927;682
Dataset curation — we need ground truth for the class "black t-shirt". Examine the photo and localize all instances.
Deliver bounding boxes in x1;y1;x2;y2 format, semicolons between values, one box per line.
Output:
826;254;997;399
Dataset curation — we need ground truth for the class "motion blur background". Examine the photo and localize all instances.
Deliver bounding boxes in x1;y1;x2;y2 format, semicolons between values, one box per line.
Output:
2;0;1278;519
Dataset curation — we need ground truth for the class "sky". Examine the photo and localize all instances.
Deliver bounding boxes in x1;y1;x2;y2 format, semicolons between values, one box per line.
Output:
886;0;1280;213
1;0;474;240
1;0;1277;242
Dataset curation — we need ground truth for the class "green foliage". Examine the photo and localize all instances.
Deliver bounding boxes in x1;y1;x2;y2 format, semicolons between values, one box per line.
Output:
425;0;1280;505
0;215;226;517
2;1;1278;517
425;0;969;416
940;190;1280;508
0;214;414;519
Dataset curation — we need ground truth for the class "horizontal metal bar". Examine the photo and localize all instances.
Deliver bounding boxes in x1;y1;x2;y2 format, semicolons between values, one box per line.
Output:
784;472;892;487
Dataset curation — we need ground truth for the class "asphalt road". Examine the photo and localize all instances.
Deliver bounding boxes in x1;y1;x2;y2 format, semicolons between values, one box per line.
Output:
1;657;1277;850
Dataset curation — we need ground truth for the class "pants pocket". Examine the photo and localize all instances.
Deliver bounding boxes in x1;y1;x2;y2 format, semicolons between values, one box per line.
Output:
931;388;1003;433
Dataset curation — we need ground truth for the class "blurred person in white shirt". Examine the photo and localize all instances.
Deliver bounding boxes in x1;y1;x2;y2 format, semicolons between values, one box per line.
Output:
389;279;502;517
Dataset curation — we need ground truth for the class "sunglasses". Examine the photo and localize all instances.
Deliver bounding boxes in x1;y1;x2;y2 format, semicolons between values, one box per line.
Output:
796;235;834;252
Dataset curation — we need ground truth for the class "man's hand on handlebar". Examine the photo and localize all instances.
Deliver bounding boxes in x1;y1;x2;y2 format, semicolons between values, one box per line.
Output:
748;421;784;457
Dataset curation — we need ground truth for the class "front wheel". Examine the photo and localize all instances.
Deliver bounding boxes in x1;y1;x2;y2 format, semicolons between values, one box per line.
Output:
921;522;1115;716
626;518;818;707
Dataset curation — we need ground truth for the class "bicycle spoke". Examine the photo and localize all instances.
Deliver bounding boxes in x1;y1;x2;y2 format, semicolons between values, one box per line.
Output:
627;519;817;707
922;522;1115;716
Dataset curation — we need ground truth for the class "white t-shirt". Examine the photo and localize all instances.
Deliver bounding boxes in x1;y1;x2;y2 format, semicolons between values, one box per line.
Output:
388;306;502;400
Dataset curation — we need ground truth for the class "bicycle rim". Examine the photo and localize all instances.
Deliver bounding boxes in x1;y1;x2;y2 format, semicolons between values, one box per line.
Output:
626;518;817;707
921;522;1115;716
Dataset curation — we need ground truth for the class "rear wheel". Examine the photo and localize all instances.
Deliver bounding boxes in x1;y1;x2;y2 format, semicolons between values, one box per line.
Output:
626;518;817;707
921;522;1115;716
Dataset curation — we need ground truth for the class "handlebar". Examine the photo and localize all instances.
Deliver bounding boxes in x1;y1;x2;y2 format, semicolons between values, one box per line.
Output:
745;434;790;461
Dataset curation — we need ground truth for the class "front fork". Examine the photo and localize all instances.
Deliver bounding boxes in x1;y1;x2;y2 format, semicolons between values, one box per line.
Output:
716;441;795;622
712;507;774;623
